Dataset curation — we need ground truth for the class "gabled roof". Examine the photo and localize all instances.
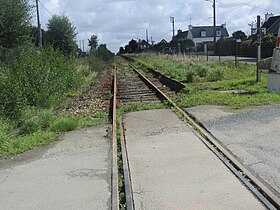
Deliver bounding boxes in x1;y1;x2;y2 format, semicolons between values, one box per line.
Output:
262;15;280;35
191;26;229;38
159;39;168;44
174;31;188;40
138;40;150;46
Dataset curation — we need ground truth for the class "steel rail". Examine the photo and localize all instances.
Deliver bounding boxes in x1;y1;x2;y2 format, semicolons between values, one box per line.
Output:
112;66;119;210
120;117;134;210
128;62;280;210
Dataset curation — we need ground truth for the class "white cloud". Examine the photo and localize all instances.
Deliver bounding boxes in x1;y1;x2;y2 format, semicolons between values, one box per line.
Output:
36;0;278;52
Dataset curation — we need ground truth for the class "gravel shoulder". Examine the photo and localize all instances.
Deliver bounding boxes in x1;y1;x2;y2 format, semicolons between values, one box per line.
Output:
185;105;280;198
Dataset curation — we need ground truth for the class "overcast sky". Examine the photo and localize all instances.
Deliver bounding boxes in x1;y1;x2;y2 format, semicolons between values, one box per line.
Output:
35;0;279;52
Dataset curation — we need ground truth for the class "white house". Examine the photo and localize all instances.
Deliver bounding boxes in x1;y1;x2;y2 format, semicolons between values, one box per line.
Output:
174;24;229;46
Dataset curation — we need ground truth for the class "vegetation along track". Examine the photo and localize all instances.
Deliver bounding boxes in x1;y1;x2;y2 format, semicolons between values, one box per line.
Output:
111;56;280;210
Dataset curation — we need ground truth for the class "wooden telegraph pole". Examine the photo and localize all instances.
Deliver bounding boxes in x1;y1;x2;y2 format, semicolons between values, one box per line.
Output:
36;0;42;47
256;15;261;82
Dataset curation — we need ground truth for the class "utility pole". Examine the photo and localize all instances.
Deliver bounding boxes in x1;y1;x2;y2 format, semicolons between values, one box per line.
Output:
146;29;149;44
213;0;216;44
82;40;85;52
256;15;261;82
170;16;175;39
36;0;42;47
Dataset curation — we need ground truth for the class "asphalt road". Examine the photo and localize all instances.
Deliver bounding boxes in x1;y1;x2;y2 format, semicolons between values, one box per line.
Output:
0;125;112;210
185;105;280;199
123;109;265;209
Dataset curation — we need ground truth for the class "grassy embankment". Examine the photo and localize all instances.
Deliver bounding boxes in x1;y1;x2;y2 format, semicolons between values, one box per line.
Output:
0;47;109;158
130;54;280;109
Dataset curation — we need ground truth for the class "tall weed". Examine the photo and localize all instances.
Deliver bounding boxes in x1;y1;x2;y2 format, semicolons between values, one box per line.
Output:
0;46;83;117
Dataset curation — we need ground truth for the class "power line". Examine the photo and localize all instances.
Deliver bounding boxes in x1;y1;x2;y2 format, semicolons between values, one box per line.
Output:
38;0;53;16
218;0;255;17
234;0;279;14
196;17;212;25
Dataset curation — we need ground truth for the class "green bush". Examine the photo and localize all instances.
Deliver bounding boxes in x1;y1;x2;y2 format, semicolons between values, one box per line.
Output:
195;64;209;77
206;67;224;82
185;70;195;83
87;54;105;72
0;46;83;117
19;108;55;135
50;117;78;132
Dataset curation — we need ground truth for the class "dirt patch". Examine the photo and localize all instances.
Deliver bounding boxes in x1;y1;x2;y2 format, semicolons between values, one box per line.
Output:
60;67;113;115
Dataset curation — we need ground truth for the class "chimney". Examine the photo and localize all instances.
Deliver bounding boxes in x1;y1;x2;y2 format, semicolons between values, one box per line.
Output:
265;13;274;22
222;23;226;28
188;25;193;30
177;29;182;34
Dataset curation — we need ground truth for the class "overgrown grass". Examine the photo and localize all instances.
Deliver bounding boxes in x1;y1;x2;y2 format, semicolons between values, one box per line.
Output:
0;46;83;117
0;45;112;158
129;54;280;109
0;109;108;158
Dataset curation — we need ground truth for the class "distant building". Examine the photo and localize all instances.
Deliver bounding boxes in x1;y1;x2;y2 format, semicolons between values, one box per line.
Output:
262;14;280;36
173;24;229;46
138;39;151;50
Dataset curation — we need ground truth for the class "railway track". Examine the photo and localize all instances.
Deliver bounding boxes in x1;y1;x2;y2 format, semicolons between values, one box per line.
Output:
117;65;161;105
111;57;280;210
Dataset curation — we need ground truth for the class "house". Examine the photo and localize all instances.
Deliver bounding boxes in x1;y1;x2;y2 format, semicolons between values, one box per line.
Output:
173;24;229;46
138;39;151;50
262;14;280;36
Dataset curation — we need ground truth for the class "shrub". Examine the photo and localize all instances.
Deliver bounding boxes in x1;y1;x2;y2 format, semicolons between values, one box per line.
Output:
195;64;209;77
185;70;195;83
206;67;224;82
19;108;55;135
50;117;78;132
0;46;83;117
87;54;105;72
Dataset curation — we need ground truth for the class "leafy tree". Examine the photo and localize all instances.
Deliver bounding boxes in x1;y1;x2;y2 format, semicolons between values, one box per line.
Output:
124;39;138;53
88;35;98;51
232;30;247;41
46;15;77;55
118;47;125;54
29;25;45;47
0;0;31;48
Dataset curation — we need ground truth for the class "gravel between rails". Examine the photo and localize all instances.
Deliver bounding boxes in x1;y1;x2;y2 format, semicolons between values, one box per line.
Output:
184;105;280;199
60;67;113;115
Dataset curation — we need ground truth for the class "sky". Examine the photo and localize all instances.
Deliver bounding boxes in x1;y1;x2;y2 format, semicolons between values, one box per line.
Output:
34;0;279;53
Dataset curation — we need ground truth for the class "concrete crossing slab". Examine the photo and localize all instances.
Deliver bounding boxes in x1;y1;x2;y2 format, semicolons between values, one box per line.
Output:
0;125;111;210
123;109;266;210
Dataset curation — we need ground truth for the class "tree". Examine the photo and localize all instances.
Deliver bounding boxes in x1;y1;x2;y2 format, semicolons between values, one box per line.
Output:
0;0;31;48
46;15;77;55
88;35;98;52
95;44;114;61
232;30;247;41
118;47;125;54
127;39;138;53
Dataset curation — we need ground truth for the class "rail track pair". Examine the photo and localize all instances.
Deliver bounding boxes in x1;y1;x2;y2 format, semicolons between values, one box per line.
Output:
111;57;280;210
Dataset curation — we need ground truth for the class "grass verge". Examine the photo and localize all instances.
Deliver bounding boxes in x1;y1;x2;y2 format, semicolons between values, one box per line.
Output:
0;110;108;158
128;54;280;109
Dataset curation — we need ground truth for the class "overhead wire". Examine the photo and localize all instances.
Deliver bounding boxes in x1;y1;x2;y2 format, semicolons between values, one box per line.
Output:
234;0;279;14
38;0;53;16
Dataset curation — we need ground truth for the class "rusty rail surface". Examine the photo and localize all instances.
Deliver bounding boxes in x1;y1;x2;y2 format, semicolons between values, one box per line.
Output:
128;64;280;210
112;66;119;210
114;59;279;209
121;55;185;92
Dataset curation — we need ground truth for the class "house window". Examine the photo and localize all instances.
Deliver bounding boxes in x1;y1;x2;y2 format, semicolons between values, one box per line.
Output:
201;30;206;37
216;30;221;37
